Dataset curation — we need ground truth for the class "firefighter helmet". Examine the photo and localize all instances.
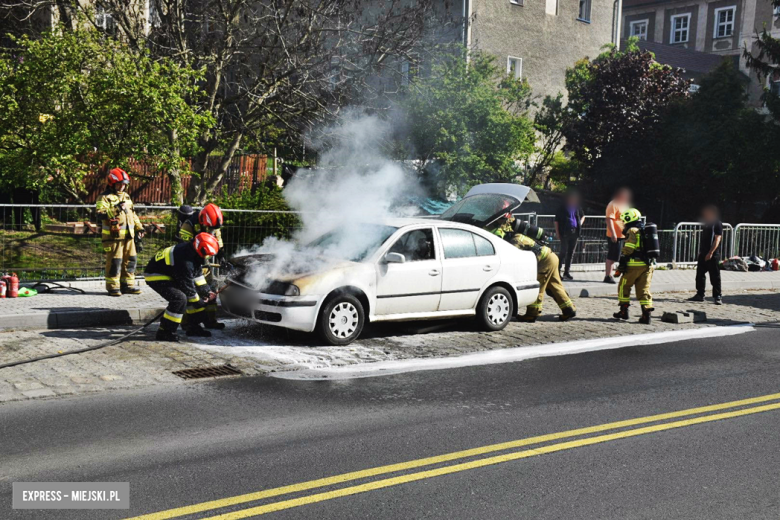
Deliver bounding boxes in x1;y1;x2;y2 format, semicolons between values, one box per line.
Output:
107;168;130;187
621;208;642;224
193;232;220;258
199;203;223;229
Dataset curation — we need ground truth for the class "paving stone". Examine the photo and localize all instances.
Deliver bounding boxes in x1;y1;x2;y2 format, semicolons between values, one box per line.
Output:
21;388;57;399
662;312;695;324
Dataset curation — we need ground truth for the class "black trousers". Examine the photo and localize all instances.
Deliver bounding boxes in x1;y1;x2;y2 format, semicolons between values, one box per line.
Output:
559;234;579;274
147;280;187;332
695;253;721;298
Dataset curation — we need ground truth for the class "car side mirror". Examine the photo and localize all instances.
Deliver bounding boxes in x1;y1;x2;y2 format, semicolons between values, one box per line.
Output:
384;252;406;264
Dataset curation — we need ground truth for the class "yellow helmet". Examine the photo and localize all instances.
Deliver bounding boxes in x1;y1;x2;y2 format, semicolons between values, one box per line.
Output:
621;208;642;224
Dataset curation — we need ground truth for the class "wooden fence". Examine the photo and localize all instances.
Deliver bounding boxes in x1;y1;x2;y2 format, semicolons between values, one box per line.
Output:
81;154;268;204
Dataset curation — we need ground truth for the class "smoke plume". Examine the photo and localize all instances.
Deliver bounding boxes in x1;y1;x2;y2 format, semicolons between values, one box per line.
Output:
235;111;423;289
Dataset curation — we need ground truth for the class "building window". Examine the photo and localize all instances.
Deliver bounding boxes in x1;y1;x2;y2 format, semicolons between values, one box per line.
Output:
774;5;780;17
670;13;690;44
578;0;591;21
770;71;780;97
507;57;522;79
95;7;115;32
714;7;736;38
546;0;557;16
630;20;649;39
148;0;161;28
509;0;523;5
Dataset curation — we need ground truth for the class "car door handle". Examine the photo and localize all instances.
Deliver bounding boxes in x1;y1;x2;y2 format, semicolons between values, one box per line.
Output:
429;269;440;276
483;265;494;271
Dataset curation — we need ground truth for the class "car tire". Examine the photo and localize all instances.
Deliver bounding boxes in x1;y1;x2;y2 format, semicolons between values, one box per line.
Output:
317;293;365;345
476;286;514;331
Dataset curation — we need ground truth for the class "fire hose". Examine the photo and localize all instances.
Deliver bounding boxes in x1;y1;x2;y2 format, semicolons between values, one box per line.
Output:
0;269;232;370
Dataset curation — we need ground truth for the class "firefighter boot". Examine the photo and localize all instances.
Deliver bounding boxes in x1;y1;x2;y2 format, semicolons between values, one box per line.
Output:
517;306;541;323
108;289;122;297
559;307;577;322
203;307;225;330
185;323;212;338
613;303;629;320
121;284;142;295
155;318;180;342
639;308;654;325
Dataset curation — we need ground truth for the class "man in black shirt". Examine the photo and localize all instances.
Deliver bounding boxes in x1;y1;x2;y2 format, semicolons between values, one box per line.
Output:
689;205;723;304
554;190;585;280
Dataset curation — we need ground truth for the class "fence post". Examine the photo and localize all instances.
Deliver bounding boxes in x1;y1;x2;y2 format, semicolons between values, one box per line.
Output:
733;223;742;258
672;222;681;268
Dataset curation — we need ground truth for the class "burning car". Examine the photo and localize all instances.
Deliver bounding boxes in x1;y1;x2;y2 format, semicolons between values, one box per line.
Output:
219;184;540;345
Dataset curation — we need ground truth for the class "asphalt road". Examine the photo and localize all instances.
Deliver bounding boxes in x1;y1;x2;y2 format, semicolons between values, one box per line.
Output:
2;324;780;519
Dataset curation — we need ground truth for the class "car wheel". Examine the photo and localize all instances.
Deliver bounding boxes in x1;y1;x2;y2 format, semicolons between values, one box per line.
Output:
317;293;365;345
477;286;513;331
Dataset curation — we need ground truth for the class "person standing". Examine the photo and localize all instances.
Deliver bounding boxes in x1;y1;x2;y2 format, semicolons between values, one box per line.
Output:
613;208;654;324
604;187;632;284
554;190;585;281
689;204;723;305
95;168;144;296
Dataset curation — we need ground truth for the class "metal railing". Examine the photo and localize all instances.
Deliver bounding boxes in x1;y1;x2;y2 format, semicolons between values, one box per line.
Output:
733;224;780;259
1;204;778;281
671;222;734;267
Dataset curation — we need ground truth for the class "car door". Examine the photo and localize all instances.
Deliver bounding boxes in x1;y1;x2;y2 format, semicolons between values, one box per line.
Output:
374;227;442;315
438;227;499;311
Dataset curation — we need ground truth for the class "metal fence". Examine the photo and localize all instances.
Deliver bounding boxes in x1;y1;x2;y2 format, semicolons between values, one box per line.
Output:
733;224;780;259
1;204;778;281
671;222;735;267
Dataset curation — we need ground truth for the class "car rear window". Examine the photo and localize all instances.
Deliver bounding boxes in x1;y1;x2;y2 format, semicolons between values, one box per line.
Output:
440;228;495;259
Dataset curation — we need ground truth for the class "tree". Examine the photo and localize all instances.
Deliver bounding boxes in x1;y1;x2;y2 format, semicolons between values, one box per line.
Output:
0;28;212;200
743;0;780;121
563;39;690;171
399;50;536;197
6;0;444;203
526;93;566;189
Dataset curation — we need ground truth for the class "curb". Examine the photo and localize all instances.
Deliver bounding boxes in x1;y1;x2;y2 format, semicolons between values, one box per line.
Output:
0;307;166;331
574;280;780;298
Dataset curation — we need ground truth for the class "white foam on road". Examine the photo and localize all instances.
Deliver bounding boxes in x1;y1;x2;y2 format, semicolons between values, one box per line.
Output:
270;325;756;381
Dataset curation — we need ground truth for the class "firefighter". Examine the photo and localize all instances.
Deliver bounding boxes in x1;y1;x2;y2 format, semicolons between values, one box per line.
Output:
492;215;576;323
144;233;220;341
95;168;144;296
178;203;225;329
613;208;654;324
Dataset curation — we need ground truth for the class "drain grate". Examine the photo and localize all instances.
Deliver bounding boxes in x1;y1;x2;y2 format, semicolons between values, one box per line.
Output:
172;364;242;380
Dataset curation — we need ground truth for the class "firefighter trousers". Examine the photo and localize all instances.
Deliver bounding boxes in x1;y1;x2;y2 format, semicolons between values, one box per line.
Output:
526;252;575;316
103;238;137;291
147;280;188;333
619;265;654;309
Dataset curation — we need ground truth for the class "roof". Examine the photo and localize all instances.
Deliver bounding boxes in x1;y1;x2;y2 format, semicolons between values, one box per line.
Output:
623;39;729;75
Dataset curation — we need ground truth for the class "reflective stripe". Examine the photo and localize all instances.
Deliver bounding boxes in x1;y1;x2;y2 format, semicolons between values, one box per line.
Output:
165;247;174;266
102;229;129;236
628;260;648;266
188;295;201;303
624;243;637;250
186;307;205;314
180;229;194;241
145;274;172;282
558;300;573;309
194;276;208;286
163;310;183;323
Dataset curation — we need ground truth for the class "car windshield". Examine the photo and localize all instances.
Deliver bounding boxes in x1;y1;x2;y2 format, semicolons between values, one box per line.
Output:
439;193;520;228
306;224;399;262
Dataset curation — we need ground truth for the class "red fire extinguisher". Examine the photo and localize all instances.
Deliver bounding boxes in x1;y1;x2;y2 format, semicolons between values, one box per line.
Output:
0;279;6;299
2;273;18;298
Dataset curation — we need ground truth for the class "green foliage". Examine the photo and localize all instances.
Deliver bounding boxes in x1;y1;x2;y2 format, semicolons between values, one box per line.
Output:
743;0;780;121
399;50;536;196
214;184;301;253
0;27;213;200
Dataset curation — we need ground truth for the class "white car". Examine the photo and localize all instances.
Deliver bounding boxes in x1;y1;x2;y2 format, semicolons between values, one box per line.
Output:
220;184;540;345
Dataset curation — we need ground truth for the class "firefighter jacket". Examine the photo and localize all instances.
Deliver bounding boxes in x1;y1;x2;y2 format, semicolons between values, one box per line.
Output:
144;243;212;303
178;216;224;250
95;189;143;241
492;219;550;261
620;224;649;268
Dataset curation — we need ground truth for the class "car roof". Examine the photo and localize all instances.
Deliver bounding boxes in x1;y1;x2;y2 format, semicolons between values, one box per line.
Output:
381;217;494;234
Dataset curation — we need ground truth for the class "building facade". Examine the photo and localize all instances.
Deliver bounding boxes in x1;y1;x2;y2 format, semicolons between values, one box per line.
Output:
622;0;780;103
463;0;623;100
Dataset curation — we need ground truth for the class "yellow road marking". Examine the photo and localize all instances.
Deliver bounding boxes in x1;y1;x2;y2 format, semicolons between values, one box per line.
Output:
127;391;780;520
207;401;780;519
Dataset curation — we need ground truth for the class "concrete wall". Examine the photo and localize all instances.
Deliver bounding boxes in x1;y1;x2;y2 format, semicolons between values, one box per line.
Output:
469;0;618;101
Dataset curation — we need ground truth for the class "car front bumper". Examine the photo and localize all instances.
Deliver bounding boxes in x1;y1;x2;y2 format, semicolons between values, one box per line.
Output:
220;283;322;332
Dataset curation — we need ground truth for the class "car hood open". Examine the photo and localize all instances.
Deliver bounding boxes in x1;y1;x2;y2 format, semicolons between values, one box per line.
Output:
438;183;538;229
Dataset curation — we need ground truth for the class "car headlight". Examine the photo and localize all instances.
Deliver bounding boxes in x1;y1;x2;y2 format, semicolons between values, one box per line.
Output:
264;281;300;296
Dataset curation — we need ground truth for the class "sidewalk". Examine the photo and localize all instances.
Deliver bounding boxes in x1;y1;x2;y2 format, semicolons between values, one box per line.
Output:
0;271;778;331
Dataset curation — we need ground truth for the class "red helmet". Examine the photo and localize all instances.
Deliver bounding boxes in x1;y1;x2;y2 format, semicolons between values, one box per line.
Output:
107;168;130;187
199;203;223;229
193;232;220;258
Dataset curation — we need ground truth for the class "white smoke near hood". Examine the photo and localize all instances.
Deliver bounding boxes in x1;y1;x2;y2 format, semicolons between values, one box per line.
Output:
235;111;424;290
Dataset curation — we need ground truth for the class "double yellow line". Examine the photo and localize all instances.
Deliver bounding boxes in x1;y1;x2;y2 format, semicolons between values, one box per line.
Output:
128;391;780;520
